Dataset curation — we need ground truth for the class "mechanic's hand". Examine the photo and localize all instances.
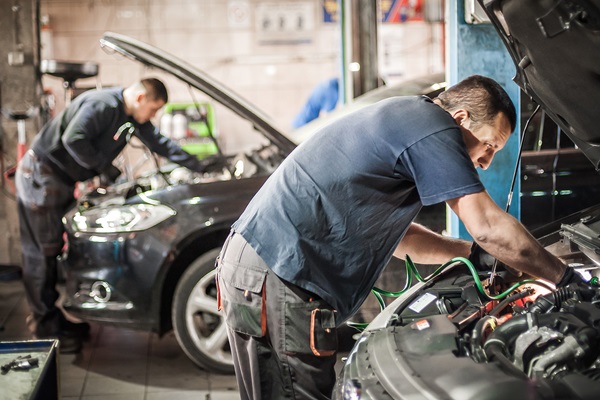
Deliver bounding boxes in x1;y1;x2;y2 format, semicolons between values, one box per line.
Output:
467;243;522;277
556;266;589;288
468;243;497;272
99;164;122;185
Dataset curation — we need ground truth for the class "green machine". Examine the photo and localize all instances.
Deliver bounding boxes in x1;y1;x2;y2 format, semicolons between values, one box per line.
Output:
161;102;219;160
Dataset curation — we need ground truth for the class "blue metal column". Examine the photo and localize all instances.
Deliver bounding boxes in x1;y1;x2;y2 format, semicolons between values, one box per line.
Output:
447;0;521;239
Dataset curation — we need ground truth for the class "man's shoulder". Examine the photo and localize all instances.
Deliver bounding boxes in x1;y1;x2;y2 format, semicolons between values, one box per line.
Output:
371;95;441;119
380;95;431;105
78;87;122;103
74;87;123;114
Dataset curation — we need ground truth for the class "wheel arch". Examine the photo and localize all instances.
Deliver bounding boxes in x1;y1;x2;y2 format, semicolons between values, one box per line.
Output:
154;224;231;335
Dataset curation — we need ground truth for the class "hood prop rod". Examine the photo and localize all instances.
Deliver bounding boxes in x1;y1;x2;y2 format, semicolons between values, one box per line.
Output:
489;103;541;290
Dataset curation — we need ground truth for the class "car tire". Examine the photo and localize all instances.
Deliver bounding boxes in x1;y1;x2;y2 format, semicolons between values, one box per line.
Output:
172;248;234;374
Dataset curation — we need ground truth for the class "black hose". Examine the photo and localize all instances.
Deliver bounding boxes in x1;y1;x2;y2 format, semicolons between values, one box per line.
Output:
527;287;577;314
471;315;497;362
470;289;535;362
484;313;592;361
484;313;536;356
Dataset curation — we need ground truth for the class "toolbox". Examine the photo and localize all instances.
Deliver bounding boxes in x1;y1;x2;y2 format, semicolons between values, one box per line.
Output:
0;340;59;400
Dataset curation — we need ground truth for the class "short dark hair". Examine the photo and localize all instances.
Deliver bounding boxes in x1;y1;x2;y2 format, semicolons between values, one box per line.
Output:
435;75;516;133
141;78;168;103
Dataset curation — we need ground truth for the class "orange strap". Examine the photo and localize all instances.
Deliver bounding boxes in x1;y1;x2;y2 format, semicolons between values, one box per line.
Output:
310;309;335;357
215;274;222;311
261;281;267;336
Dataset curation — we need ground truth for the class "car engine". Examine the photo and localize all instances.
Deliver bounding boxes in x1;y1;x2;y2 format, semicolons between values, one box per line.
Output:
77;143;285;208
469;282;600;398
336;210;600;400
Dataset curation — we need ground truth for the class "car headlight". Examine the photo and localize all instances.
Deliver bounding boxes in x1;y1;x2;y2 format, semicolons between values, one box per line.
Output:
70;204;176;233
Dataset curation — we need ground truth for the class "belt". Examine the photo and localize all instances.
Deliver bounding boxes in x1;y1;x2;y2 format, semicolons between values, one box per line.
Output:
28;148;77;186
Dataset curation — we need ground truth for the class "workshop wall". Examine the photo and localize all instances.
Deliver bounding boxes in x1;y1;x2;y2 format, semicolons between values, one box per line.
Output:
0;0;443;266
0;0;39;266
38;0;443;149
39;0;341;151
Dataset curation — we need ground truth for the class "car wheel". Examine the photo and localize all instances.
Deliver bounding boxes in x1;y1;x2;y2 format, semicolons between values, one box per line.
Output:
172;248;234;374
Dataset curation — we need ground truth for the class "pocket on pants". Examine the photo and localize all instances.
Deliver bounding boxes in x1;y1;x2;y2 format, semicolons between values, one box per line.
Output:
218;261;268;337
285;301;338;357
17;158;72;209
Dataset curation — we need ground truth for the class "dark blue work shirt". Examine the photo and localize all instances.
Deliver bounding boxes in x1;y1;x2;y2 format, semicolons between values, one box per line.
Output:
31;87;204;183
233;96;484;323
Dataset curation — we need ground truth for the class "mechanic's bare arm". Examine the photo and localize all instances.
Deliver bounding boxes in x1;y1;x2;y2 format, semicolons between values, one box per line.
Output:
446;190;565;283
394;223;471;264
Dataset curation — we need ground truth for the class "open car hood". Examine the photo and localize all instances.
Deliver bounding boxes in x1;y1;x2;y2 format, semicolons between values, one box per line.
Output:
99;31;296;156
481;0;600;169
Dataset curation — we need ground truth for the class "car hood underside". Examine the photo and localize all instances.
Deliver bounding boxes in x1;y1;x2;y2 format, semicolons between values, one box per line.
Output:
483;0;600;169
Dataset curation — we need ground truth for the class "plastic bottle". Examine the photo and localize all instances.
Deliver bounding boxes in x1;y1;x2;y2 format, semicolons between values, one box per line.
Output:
172;113;188;139
160;113;173;138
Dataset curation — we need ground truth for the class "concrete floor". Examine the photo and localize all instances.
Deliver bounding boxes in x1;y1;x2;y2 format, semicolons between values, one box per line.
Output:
0;278;239;400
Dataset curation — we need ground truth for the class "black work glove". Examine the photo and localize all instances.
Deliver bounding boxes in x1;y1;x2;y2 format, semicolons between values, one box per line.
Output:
556;267;589;288
99;164;122;185
467;243;522;277
468;243;497;272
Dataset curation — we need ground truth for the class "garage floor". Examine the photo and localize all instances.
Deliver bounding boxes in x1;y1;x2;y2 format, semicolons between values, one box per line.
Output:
0;279;239;400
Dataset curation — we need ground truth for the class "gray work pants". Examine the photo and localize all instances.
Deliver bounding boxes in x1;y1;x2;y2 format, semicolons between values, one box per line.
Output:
217;231;338;400
15;150;75;332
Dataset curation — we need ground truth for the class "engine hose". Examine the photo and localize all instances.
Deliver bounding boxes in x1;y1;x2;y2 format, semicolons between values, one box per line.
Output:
483;315;600;379
471;289;535;361
527;287;577;314
483;313;537;357
484;313;595;359
470;315;498;362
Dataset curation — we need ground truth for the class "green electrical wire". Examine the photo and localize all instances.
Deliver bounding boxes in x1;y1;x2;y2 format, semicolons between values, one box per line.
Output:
374;256;539;301
347;255;544;332
372;289;385;310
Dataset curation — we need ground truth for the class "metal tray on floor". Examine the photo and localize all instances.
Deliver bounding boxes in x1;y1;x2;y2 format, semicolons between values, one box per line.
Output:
0;339;59;400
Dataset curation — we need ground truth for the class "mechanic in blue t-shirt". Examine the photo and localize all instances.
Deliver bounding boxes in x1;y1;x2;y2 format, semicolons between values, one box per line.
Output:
217;75;570;399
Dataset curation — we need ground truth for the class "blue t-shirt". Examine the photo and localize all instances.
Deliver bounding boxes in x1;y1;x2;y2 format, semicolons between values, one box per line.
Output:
234;96;484;323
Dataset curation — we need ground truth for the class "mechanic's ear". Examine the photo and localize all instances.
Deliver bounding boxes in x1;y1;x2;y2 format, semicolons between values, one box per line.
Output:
452;109;470;127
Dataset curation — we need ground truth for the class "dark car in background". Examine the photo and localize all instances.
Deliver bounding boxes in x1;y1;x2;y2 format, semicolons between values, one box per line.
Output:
333;0;600;399
59;32;447;374
59;32;295;374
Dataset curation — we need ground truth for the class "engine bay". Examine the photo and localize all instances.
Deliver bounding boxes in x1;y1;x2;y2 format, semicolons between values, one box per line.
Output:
338;209;600;400
77;142;285;209
400;275;600;399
